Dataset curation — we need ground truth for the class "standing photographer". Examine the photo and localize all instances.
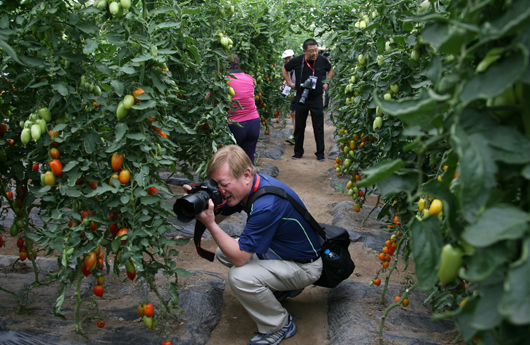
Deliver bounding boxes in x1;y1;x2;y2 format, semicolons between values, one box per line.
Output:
184;145;322;345
282;39;333;161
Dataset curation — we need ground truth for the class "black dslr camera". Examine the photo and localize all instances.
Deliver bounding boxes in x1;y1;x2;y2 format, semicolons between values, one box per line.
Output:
173;180;226;223
299;76;317;104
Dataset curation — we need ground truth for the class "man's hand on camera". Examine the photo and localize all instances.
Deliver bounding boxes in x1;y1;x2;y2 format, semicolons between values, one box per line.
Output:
196;199;216;228
182;184;192;196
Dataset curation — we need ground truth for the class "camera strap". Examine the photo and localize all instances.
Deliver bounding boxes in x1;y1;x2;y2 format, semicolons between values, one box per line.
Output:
302;58;315;75
194;221;216;262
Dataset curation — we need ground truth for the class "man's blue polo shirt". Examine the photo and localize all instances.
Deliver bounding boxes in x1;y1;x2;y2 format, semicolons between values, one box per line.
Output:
221;174;321;261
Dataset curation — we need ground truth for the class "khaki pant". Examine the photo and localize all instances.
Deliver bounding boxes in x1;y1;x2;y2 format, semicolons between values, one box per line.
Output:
216;247;323;333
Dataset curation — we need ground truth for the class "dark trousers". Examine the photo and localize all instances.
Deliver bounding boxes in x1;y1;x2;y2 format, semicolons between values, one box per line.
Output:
293;100;325;157
228;118;261;164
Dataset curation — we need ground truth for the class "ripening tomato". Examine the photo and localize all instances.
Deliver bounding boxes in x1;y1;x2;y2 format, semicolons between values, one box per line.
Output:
19;251;27;261
0;235;3;247
44;171;56;186
382;261;389;268
138;304;145;316
49;148;60;159
111;152;124;172
96;319;105;328
126;269;136;281
143;303;154;317
402;298;410;307
49;160;63;178
117;228;129;245
93;284;104;297
97;276;105;285
6;191;13;199
81;261;91;277
395;296;401;303
148;187;157;195
88;181;97;189
429;199;443;215
378;253;386;261
119;170;131;184
85;252;97;270
17;238;24;248
373;278;381;286
133;87;145;103
354;203;361;213
90;221;98;231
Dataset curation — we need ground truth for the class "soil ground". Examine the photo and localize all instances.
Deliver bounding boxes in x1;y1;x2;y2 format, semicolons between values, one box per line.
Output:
0;112;446;345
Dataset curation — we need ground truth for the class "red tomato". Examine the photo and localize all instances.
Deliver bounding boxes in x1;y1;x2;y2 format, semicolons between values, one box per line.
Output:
96;319;105;328
49;160;63;178
93;284;104;297
32;164;39;171
19;251;27;261
81;210;93;220
373;278;381;286
148;187;157;195
162;341;172;345
111;152;124;172
109;213;119;221
17;238;24;248
6;191;13;199
88;181;97;189
143;303;154;317
90;221;98;231
81;261;91;277
109;223;119;236
0;235;3;247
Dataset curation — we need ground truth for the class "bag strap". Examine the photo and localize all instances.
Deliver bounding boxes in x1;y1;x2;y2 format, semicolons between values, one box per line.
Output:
245;186;327;240
193;221;215;262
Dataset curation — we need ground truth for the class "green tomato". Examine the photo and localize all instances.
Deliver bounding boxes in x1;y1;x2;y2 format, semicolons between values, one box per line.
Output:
143;315;153;329
120;0;131;10
383;93;392;101
31;124;41;141
10;223;18;237
411;49;420;61
109;1;120;15
476;47;504;73
344;159;351;168
123;95;135;110
373;116;383;130
125;260;135;273
116;101;128;120
21;128;31;145
39;107;52;122
390;84;399;94
437;244;463;285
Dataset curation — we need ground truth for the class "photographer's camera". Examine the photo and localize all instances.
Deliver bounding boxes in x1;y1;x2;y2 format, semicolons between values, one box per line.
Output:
173;180;225;223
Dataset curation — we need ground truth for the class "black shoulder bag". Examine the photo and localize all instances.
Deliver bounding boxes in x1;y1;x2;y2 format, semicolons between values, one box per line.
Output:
245;186;355;288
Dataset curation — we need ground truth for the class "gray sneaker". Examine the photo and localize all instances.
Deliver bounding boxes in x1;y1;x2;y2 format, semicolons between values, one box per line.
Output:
285;135;295;145
247;314;297;345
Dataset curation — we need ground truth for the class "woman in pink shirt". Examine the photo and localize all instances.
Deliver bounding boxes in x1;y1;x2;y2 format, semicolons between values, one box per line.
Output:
226;54;261;164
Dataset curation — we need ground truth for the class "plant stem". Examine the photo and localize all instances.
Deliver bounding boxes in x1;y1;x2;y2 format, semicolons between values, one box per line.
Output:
73;257;85;337
378;281;419;345
362;194;380;227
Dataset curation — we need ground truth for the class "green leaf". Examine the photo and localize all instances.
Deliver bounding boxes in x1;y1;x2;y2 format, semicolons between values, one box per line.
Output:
131;100;157;110
410;216;443;290
356;159;404;188
0;39;22;64
84;131;100;154
175;267;195;278
188;45;201;65
20;55;45;67
120;195;130;205
52;283;67;320
462;205;530;247
59;185;82;198
489;0;530;36
83;38;98;54
452;126;497;223
111;80;124;96
115;123;128;143
421;22;469;55
471;282;504;330
486;126;530;164
52;82;69;96
499;238;530;324
461;245;511;282
373;89;437;128
461;48;528;106
140;196;159;205
376;173;418;196
76;23;99;34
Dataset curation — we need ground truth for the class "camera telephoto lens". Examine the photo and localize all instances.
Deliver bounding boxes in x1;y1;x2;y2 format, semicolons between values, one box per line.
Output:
174;191;210;223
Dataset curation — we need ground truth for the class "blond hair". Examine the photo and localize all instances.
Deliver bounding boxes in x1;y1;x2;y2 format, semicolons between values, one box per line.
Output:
207;145;256;179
